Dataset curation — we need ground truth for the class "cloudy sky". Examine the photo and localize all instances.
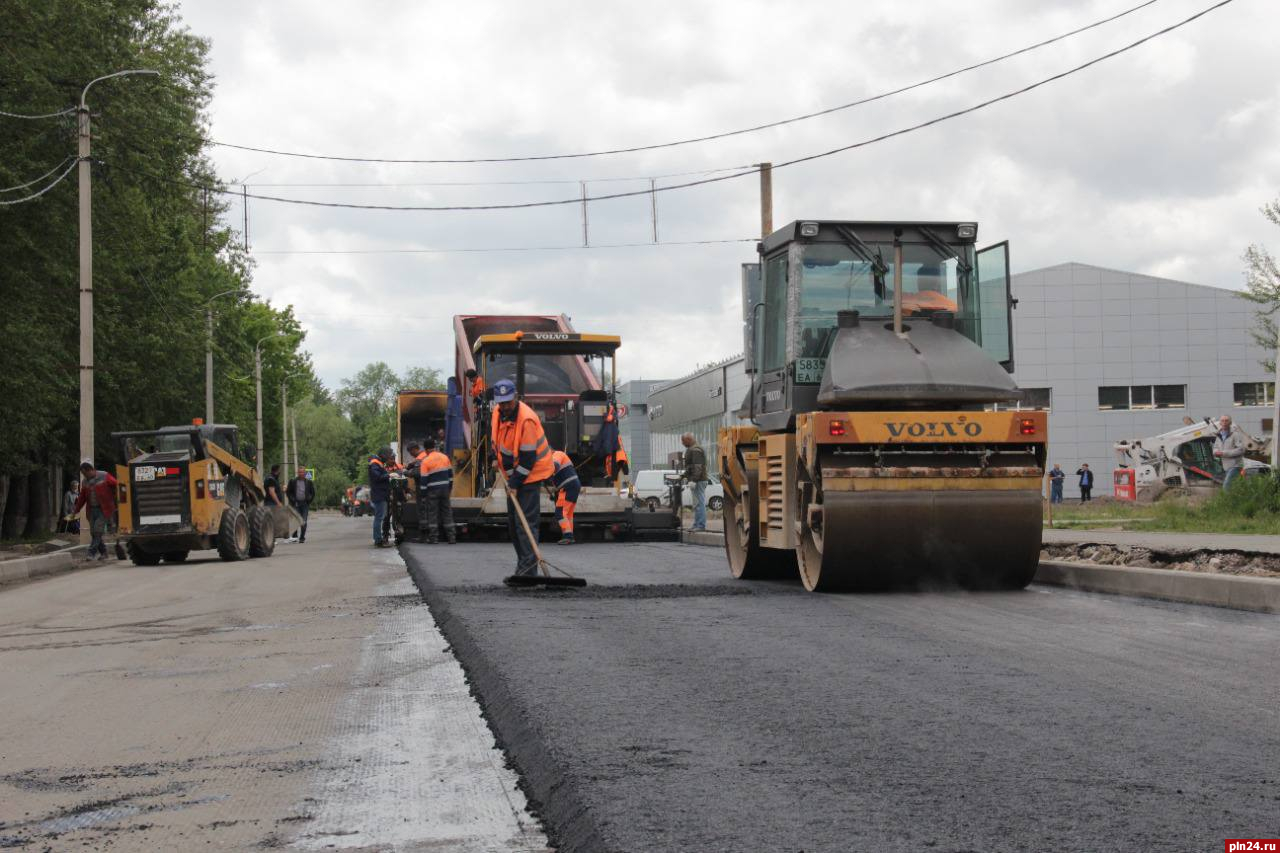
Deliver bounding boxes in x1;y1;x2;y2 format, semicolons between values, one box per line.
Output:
176;0;1280;391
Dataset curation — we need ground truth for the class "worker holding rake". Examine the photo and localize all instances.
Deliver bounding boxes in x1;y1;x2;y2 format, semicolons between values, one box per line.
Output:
491;380;554;578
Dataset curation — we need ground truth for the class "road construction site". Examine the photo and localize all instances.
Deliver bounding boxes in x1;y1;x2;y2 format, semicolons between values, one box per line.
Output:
2;513;1276;852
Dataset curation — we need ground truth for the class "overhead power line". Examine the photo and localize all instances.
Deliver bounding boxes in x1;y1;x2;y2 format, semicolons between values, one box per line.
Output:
99;0;1235;214
207;0;1165;165
0;157;79;206
0;106;75;120
252;238;754;255
0;157;76;192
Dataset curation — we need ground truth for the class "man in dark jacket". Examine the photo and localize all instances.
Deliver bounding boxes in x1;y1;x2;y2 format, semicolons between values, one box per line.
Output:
287;466;316;543
1076;463;1094;502
369;447;393;547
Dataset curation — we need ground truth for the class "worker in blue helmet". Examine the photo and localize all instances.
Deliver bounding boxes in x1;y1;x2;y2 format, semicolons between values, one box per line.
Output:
491;378;554;577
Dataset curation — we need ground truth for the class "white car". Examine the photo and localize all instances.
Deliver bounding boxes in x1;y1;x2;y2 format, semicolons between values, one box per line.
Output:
632;470;724;511
633;470;683;511
682;474;723;512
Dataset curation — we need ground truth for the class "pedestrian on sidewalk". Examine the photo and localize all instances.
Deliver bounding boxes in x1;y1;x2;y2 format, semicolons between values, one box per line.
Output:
58;479;80;534
1048;464;1065;504
287;466;315;543
74;460;117;561
369;447;393;548
682;433;710;531
1076;463;1094;502
1213;414;1247;490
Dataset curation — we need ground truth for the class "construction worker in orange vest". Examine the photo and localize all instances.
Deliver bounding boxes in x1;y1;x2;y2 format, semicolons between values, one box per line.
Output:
465;368;485;405
491;379;553;577
417;437;456;544
549;449;580;545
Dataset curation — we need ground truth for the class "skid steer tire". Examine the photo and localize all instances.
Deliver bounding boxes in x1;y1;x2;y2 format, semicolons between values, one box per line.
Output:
127;542;162;566
217;507;250;562
162;551;189;563
248;505;276;558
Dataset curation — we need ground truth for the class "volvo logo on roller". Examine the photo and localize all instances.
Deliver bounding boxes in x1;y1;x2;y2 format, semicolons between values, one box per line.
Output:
528;332;573;341
884;420;984;438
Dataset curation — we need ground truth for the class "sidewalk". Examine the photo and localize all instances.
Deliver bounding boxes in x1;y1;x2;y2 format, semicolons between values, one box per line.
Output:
1042;528;1280;554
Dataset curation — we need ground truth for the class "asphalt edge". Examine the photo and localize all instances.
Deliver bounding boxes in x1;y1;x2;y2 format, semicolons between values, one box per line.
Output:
682;530;1280;613
1035;559;1280;614
398;546;608;853
0;545;90;589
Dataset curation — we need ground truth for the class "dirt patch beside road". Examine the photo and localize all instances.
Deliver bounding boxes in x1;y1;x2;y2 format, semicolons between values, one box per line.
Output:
1041;543;1280;578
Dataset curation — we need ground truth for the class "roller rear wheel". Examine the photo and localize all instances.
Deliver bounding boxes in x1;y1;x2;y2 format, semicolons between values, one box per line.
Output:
723;470;795;581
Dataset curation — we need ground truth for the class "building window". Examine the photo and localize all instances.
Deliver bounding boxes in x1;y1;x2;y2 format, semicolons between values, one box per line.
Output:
1098;384;1185;410
1234;382;1275;407
989;387;1051;411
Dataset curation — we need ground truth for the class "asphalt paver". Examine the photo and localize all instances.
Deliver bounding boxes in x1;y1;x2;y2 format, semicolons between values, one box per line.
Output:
403;539;1280;853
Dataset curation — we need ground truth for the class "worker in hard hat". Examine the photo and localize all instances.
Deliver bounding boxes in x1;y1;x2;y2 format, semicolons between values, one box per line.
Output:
417;437;456;544
549;449;580;545
491;379;553;576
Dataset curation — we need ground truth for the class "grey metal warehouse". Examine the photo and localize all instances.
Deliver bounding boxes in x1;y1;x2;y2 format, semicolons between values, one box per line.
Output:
647;262;1274;498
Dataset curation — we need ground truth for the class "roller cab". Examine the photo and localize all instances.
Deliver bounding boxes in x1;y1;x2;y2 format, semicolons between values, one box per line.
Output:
720;220;1046;590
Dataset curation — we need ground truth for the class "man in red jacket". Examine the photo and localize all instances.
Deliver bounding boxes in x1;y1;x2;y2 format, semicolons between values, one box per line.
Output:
74;459;117;561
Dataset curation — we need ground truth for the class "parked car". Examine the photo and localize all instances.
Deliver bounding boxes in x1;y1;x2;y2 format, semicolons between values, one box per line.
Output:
683;473;724;512
632;470;724;511
633;469;683;511
352;485;372;517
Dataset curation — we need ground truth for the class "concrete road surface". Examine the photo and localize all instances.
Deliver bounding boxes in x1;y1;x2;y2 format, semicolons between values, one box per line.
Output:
404;539;1280;853
0;514;546;851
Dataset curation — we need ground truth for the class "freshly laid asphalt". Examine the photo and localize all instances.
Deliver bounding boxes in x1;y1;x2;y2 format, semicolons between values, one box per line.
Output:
402;539;1280;853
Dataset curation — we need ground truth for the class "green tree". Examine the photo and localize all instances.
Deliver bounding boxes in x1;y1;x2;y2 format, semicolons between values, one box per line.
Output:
0;1;317;536
1245;198;1280;371
291;398;359;506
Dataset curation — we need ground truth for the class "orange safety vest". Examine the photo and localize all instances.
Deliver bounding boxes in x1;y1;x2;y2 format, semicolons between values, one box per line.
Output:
411;450;428;480
605;441;629;477
550;450;579;490
491;401;553;485
420;450;453;491
470;376;485;398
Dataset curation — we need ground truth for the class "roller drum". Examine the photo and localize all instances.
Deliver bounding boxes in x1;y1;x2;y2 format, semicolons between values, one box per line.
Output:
796;489;1041;592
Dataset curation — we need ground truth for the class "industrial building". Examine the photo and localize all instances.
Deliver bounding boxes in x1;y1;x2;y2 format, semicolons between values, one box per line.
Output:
647;262;1274;498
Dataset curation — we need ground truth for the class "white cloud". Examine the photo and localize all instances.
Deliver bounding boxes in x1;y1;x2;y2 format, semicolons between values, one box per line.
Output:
176;0;1280;389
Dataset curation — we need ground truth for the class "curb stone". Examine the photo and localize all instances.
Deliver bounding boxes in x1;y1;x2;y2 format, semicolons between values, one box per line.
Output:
680;529;1280;613
0;545;91;588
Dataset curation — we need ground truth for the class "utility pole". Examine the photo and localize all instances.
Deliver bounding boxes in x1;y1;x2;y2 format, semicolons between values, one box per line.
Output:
291;413;299;475
1272;324;1280;468
204;289;237;423
758;162;773;239
281;380;289;483
77;69;157;541
253;332;280;480
255;345;264;480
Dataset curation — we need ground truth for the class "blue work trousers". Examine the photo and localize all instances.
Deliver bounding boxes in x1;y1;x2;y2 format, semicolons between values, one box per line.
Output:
371;499;388;544
1050;481;1063;504
690;480;708;530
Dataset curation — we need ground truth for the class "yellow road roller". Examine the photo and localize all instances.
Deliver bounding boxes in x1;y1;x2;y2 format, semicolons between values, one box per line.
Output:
719;220;1046;591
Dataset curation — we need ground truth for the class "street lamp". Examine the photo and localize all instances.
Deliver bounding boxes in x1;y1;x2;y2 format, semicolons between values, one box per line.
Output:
78;69;159;475
204;289;239;423
254;332;285;479
281;371;306;482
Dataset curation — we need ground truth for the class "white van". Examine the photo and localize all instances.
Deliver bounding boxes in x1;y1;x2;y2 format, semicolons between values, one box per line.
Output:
633;470;724;511
633;470;683;510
